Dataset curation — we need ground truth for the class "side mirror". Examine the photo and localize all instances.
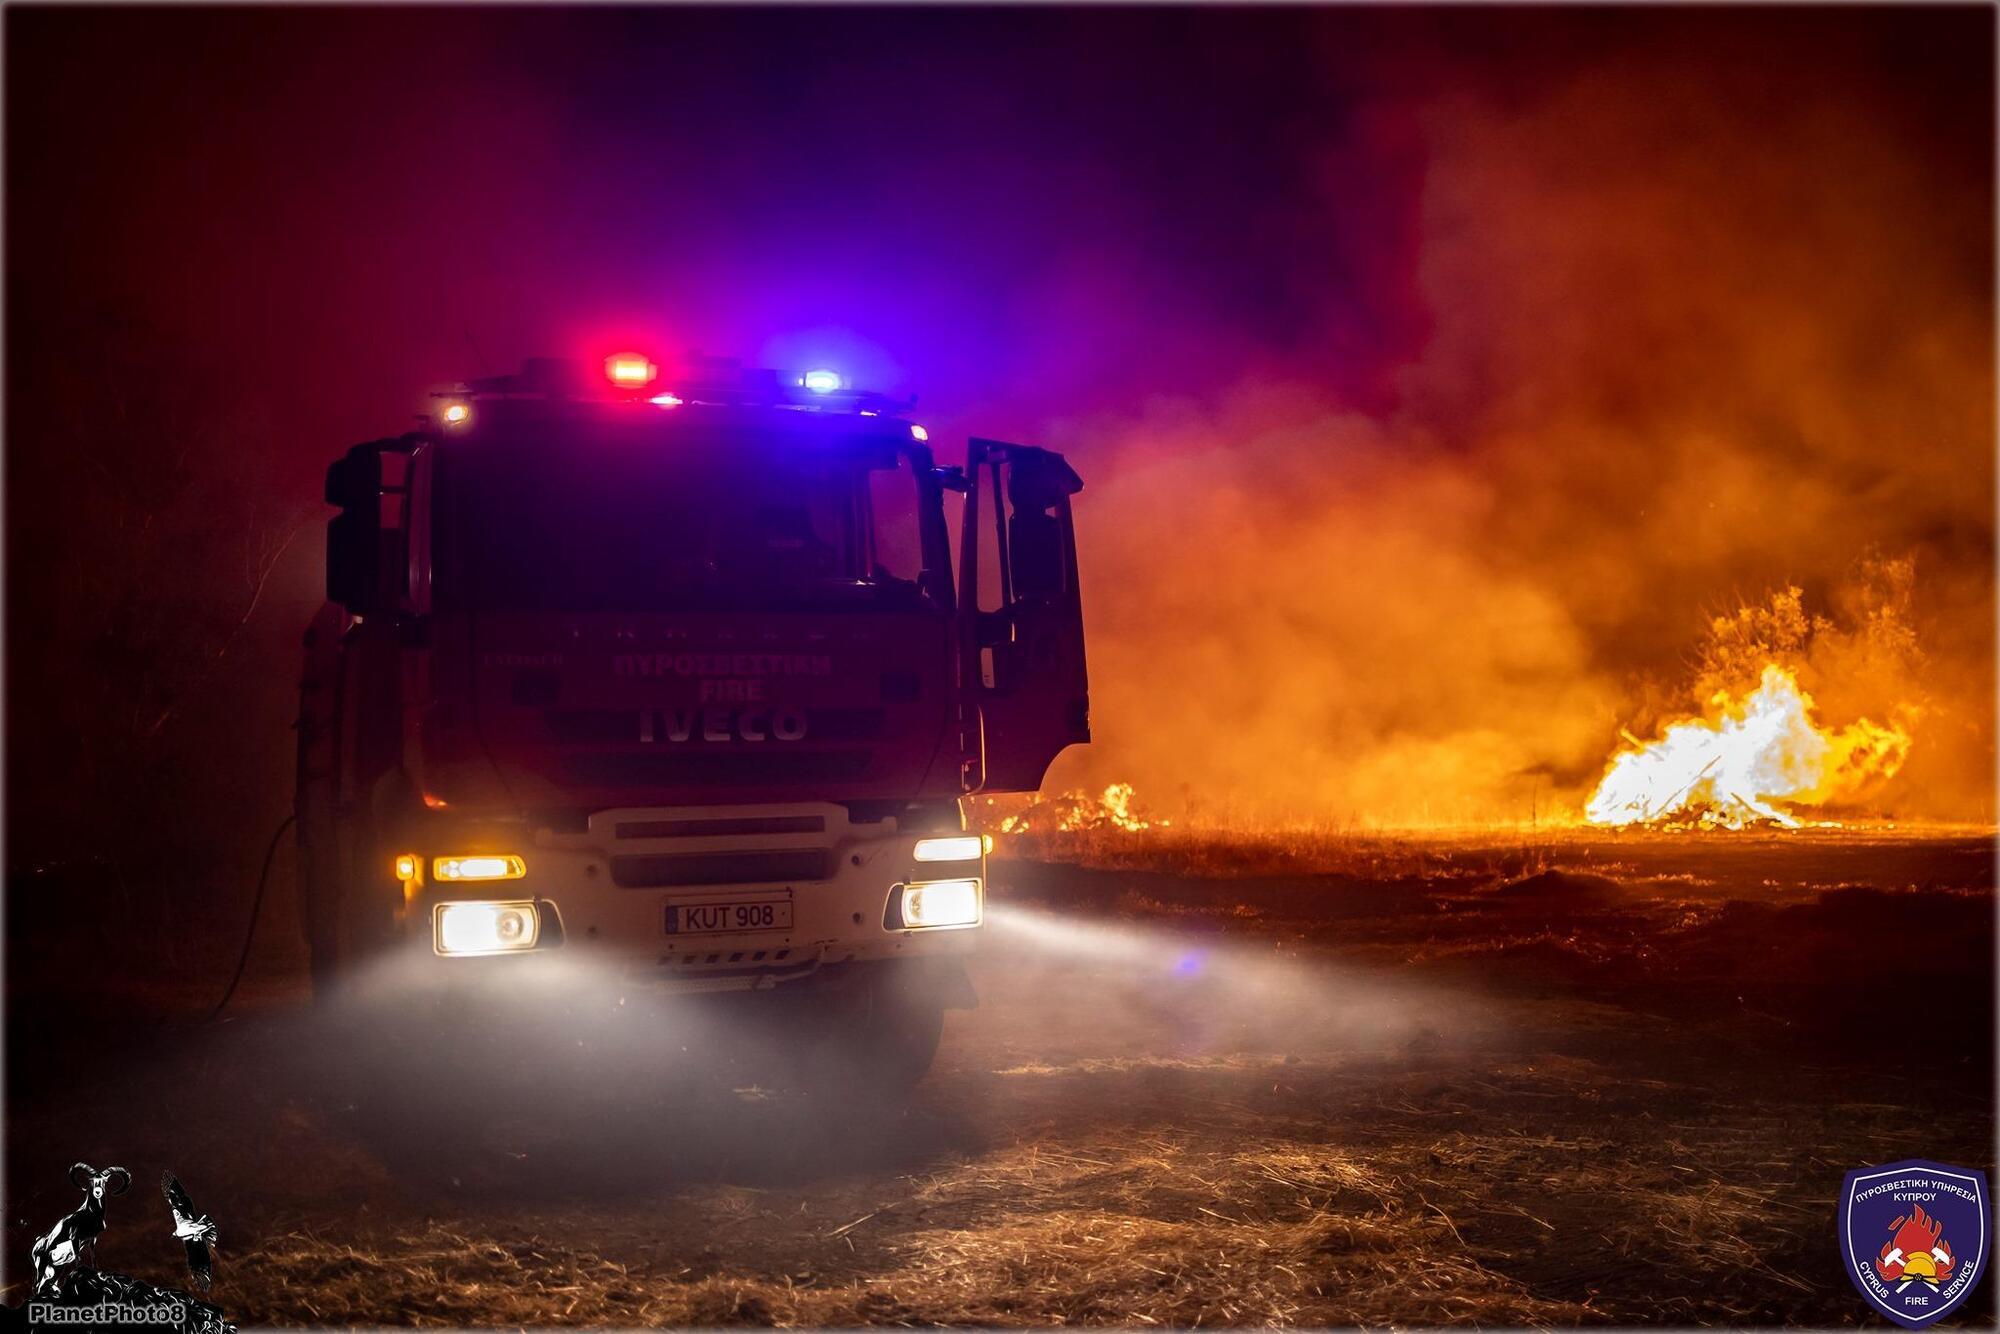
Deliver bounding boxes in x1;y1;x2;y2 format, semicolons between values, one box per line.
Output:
324;441;415;616
324;454;374;611
1004;451;1083;509
955;437;1090;794
1003;451;1079;603
1009;510;1065;600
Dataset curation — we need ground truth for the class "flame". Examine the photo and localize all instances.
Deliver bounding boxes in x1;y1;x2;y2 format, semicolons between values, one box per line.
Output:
997;783;1165;835
1585;664;1911;829
1085;782;1154;833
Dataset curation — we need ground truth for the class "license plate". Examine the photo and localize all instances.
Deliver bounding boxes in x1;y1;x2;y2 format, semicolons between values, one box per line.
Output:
665;899;792;934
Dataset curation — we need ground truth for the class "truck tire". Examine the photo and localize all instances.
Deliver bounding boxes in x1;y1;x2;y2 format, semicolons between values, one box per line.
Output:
857;987;946;1091
297;604;350;998
301;852;342;1000
798;964;947;1097
303;818;401;1003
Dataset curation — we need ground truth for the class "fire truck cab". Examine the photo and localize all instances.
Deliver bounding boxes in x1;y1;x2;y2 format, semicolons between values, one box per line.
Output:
294;354;1088;1087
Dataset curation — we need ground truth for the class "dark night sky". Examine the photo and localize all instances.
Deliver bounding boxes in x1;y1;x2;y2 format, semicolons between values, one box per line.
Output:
11;7;1436;430
5;7;1993;868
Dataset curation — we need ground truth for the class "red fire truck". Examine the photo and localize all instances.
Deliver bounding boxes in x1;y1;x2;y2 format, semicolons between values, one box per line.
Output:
294;353;1087;1086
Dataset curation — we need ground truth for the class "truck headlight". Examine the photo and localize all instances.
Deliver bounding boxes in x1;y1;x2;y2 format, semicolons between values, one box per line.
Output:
891;879;982;930
912;835;986;863
432;854;526;881
435;901;540;955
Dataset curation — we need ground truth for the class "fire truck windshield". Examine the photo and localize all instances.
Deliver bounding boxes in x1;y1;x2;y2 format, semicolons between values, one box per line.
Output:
432;425;939;613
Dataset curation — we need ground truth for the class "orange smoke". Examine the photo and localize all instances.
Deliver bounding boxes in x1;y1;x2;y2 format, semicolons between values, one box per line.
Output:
1040;26;1992;829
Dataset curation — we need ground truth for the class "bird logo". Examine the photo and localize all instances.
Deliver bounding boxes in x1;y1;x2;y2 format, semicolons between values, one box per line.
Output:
162;1171;220;1292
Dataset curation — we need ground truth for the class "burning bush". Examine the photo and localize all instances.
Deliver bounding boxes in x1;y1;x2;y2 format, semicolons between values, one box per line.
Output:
1585;664;1911;829
1584;568;1923;830
996;783;1164;835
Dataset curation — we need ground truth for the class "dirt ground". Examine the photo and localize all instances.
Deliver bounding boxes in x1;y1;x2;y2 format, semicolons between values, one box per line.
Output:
4;831;1994;1326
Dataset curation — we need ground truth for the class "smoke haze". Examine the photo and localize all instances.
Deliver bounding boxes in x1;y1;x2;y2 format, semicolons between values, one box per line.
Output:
5;8;1991;879
1046;20;1995;824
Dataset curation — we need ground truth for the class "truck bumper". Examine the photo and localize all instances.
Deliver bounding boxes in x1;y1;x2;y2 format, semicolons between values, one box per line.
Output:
389;802;983;997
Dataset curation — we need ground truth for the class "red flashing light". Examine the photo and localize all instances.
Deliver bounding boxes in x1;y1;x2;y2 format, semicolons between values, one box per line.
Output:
605;353;657;388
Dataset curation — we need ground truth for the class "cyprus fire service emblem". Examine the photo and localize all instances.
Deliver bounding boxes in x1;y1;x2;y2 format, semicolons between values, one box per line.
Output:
1840;1159;1989;1328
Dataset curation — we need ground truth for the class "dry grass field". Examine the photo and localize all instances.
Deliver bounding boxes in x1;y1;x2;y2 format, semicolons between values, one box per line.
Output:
4;827;1993;1326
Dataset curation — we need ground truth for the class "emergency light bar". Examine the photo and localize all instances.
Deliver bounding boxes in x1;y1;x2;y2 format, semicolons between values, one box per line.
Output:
434;354;919;421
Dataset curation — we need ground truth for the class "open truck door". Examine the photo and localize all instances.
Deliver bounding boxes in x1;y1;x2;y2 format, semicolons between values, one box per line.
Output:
958;438;1090;791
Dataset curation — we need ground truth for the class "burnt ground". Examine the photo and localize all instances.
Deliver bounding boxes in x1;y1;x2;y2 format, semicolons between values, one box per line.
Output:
3;831;1994;1326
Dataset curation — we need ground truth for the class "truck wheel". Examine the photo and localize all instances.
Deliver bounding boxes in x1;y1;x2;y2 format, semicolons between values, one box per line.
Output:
800;969;946;1098
305;823;401;1004
860;989;945;1091
298;834;346;1001
297;786;349;1001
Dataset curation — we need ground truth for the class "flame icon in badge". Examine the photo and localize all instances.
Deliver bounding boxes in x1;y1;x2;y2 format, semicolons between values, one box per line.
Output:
1875;1205;1956;1291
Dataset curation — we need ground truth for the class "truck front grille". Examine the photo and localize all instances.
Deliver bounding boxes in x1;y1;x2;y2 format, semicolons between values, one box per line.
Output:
562;751;872;786
610;849;832;888
544;709;889;744
616;815;826;839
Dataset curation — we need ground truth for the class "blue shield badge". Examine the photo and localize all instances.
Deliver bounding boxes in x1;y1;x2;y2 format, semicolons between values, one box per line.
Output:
1840;1159;1989;1328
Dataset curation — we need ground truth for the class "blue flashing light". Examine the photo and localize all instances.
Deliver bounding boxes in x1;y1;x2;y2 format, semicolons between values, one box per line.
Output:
801;368;843;394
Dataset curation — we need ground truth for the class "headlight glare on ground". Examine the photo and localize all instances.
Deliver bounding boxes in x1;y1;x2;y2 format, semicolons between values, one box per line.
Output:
435;901;540;955
898;879;982;930
912;835;985;862
432;854;527;881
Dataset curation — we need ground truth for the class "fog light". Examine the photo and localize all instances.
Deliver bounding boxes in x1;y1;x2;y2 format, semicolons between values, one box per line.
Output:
895;879;981;930
913;835;984;863
435;901;540;956
605;353;657;387
432;854;526;881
